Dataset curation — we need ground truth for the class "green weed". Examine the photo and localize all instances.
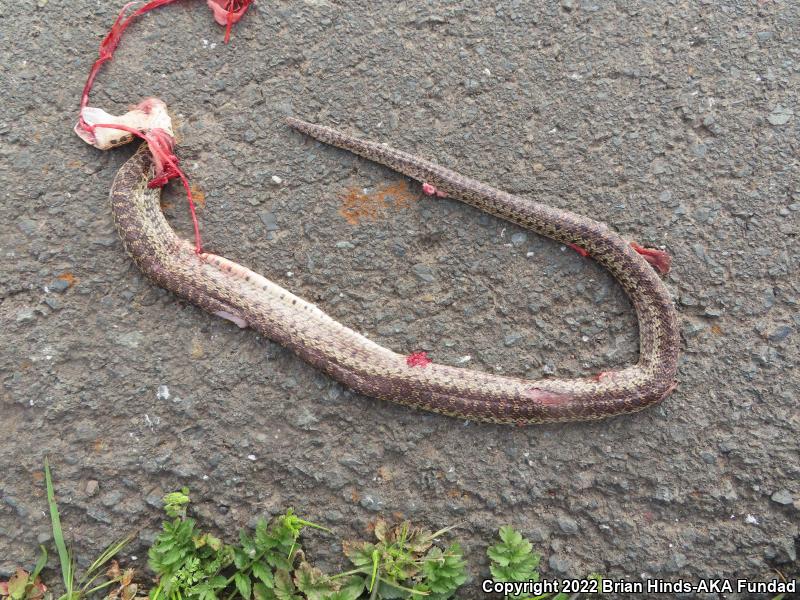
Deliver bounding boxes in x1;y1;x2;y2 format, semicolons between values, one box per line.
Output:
147;492;464;600
147;488;334;600
487;526;601;600
333;520;467;600
0;464;657;600
0;546;48;600
44;458;135;600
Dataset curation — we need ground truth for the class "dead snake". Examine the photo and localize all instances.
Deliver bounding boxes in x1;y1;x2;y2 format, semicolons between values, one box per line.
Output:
109;117;679;424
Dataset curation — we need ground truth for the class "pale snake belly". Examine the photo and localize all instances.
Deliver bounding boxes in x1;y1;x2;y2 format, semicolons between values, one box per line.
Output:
108;118;679;424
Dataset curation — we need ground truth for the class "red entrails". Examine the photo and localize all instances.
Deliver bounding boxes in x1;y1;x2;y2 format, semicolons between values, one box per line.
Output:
79;0;183;124
91;123;203;254
406;351;433;368
77;0;256;255
593;371;614;382
567;242;589;257
79;0;253;126
207;0;255;43
630;242;672;275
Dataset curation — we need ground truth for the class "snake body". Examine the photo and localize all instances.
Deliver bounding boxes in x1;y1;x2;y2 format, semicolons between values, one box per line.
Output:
109;118;679;424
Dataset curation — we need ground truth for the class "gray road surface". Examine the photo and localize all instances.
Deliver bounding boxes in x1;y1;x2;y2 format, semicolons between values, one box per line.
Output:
1;1;798;597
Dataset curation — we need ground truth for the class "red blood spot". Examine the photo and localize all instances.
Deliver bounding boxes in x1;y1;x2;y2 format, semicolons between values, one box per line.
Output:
567;242;589;257
406;351;432;368
422;182;447;198
630;242;672;275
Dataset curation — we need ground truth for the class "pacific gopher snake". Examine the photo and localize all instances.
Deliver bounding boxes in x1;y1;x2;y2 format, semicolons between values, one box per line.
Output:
109;118;679;424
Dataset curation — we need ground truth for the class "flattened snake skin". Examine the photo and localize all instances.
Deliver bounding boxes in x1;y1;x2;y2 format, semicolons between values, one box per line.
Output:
109;118;679;424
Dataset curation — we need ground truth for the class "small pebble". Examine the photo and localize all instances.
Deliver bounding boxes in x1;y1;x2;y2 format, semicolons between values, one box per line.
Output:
548;554;571;574
511;232;528;246
259;211;279;232
100;490;123;507
16;308;36;323
651;159;668;174
359;494;384;512
412;263;435;283
17;219;37;236
117;331;144;349
294;407;319;428
767;106;793;126
767;325;791;343
48;279;70;293
557;515;579;535
700;451;716;464
667;552;689;572
44;297;62;310
770;489;793;505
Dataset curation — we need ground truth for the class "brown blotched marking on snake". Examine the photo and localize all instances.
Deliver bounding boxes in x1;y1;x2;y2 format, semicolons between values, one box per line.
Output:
109;119;679;424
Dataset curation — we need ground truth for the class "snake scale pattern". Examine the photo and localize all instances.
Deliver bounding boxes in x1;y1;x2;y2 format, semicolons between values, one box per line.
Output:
109;117;679;424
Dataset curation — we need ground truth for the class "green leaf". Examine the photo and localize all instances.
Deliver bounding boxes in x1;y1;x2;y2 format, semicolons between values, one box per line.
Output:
252;561;274;588
266;554;293;572
44;458;73;597
7;569;29;600
163;488;191;519
342;542;376;569
488;526;540;585
160;548;186;566
234;572;252;599
240;532;257;557
332;577;365;600
487;546;510;567
421;544;467;598
31;546;47;582
234;548;250;570
374;580;409;599
320;593;353;600
368;549;380;592
272;570;297;600
293;563;335;600
253;582;276;600
193;581;220;600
